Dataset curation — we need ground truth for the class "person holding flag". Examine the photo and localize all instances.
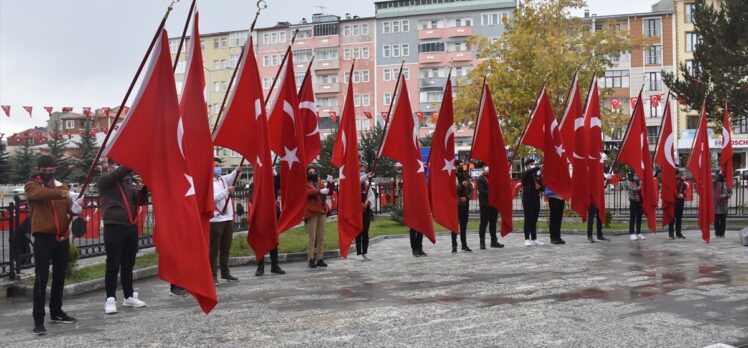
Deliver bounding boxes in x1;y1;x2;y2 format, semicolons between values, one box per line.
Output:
669;171;688;240
521;159;544;246
713;172;732;239
357;166;375;261
209;158;241;285
628;173;644;241
305;167;333;268
454;164;474;253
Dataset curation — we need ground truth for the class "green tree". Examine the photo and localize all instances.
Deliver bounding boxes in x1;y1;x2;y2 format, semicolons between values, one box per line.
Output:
0;140;10;184
359;125;398;178
419;132;433;147
316;130;338;178
454;0;633;156
10;138;38;184
46;121;72;181
662;0;748;125
70;120;100;183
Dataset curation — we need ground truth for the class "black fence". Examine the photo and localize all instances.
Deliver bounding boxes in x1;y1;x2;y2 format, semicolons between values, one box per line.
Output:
2;183;746;279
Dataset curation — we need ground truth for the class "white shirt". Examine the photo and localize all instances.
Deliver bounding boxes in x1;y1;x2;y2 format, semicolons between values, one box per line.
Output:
210;170;238;222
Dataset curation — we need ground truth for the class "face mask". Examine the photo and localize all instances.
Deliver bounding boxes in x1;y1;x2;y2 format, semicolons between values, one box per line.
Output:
308;173;318;182
360;171;366;177
40;173;55;182
213;167;222;176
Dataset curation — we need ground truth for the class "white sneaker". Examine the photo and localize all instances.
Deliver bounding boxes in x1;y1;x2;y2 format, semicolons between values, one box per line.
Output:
122;292;146;308
630;234;638;241
533;240;544;246
637;234;646;240
357;254;366;262
524;239;533;247
105;297;117;314
362;254;371;261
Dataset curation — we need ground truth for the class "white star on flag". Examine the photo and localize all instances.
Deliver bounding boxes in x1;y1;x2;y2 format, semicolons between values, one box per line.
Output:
417;159;425;173
339;165;346;180
442;158;455;176
184;174;196;197
280;146;299;169
256;156;263;167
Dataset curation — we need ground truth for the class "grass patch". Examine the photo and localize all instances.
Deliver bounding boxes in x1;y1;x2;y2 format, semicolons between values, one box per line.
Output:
23;252;159;287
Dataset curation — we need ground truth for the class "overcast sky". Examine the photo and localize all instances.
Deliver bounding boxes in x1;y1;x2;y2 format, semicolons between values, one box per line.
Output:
0;0;656;136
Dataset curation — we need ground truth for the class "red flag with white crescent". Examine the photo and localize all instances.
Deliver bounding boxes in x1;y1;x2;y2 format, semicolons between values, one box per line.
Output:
298;69;320;165
654;94;676;226
559;74;589;219
721;103;734;189
687;102;714;243
427;74;458;233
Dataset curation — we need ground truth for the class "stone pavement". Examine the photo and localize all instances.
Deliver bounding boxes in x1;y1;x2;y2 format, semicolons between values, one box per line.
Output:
0;230;747;348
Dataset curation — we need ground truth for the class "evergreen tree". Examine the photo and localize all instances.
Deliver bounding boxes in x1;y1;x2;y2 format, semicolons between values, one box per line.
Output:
662;0;748;125
316;130;338;178
0;140;10;184
10;137;38;184
46;121;72;181
359;125;398;178
70;119;100;184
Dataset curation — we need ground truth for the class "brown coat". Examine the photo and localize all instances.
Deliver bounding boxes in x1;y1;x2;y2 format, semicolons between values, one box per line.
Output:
24;178;74;236
304;181;328;218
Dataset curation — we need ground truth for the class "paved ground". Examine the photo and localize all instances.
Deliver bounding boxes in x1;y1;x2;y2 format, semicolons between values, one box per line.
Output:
0;230;747;348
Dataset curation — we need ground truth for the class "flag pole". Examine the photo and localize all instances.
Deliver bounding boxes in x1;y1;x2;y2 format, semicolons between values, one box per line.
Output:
298;56;315;99
78;0;179;197
172;0;197;70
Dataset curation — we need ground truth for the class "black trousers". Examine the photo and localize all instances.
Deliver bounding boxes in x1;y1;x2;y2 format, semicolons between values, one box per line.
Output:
452;205;469;247
715;214;727;237
356;209;372;255
629;201;643;235
587;205;603;238
257;246;279;266
209;220;234;278
668;199;685;237
409;228;423;252
104;224;139;299
548;198;565;241
33;233;69;325
523;198;540;240
478;205;498;244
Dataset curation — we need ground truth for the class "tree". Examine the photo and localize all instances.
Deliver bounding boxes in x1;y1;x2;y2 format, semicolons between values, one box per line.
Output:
70;119;100;183
10;137;38;184
454;0;633;155
46;121;72;181
419;132;433;147
662;0;748;126
0;140;10;184
316;130;337;178
359;125;398;178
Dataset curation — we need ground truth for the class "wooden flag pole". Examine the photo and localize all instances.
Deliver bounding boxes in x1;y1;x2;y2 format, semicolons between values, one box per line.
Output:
467;73;488;163
172;0;197;70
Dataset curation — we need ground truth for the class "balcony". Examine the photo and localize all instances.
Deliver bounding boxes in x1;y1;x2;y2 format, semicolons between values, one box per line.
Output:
418;28;445;40
419;51;448;64
314;83;340;94
314;59;340;70
419;77;447;89
447;51;473;62
444;26;473;37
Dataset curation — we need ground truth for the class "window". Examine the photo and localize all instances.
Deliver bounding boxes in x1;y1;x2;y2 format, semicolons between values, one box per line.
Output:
687;116;699;129
420;67;446;79
176;81;183;93
263;56;270;67
451;18;473;27
383;68;392;81
314;23;339;36
344;23;369;37
271;54;280;66
685;4;696;24
229;54;239;68
481;12;509;26
169;39;185;53
296;29;312;39
344;70;370;83
263;77;272;89
213;81;221;92
419;19;441;30
221;81;228;92
318;96;338;107
454;66;471;77
647;126;660;145
262;31;287;44
645;45;662;65
645;99;660;118
316;74;337;84
383;21;391;33
600;70;630;88
686;32;701;52
200;40;205;50
229;31;248;47
294;49;313;62
221;59;227;70
175;60;186;74
736;117;748;134
362;23;369;35
382;20;409;33
420;90;442;103
419;42;445;53
383;93;392;106
685;60;699;76
644;18;661;37
65;120;75;129
384;44;410;57
344;48;352;60
403;67;410;80
344;25;351;37
213;39;220;49
383;45;391;57
220;38;227;49
314;46;338;60
647;72;662;91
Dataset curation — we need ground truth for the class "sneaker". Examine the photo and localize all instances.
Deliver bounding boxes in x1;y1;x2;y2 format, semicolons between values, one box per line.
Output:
213;277;220;286
255;264;265;276
490;242;504;248
667;235;676;240
123;292;146;308
587;236;595;243
105;297;117;314
451;245;457;253
524;239;533;247
630;234;638;241
308;259;317;268
461;246;472;253
221;275;239;282
33;324;46;335
316;259;328;267
418;250;428;257
637;234;646;240
169;286;186;297
412;250;421;257
597;235;609;242
479;242;486;250
270;265;286;274
50;311;76;324
362;254;371;261
358;254;366;261
676;234;686;240
533;240;545;246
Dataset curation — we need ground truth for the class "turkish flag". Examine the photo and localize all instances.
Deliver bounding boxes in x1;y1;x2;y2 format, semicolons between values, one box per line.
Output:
212;36;278;261
583;77;607;224
654;94;676;226
721;103;733;189
559;74;589;220
62;107;73;113
469;83;513;236
331;71;363;258
379;76;435;242
268;49;307;233
102;30;216;313
103;107;112;117
81;201;102;239
23;106;33;117
617;89;657;232
82;107;92;117
363;111;372;119
650;94;662;108
1;105;9;117
427;75;458;232
521;87;573;200
329;111;337;123
381;112;388;122
298;69;321;165
416;111;424;122
630;97;638;109
44;106;53;116
178;11;215;237
687;102;714;243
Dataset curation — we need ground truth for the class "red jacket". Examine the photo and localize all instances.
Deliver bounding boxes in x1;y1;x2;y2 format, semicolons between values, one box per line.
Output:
304;180;329;218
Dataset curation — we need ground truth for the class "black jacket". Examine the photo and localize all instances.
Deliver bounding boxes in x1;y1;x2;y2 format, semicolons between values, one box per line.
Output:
477;175;489;207
97;166;147;226
521;167;542;202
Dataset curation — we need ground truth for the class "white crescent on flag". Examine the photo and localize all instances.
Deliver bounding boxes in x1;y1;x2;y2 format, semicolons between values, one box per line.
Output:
664;133;675;168
722;127;731;149
444;124;455;149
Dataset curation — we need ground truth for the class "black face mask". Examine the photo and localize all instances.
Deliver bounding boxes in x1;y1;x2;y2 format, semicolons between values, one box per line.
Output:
40;173;55;183
308;173;318;182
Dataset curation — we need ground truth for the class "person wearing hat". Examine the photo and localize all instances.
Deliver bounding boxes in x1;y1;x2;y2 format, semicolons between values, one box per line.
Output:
713;171;732;238
209;157;242;284
521;159;543;246
668;171;688;240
